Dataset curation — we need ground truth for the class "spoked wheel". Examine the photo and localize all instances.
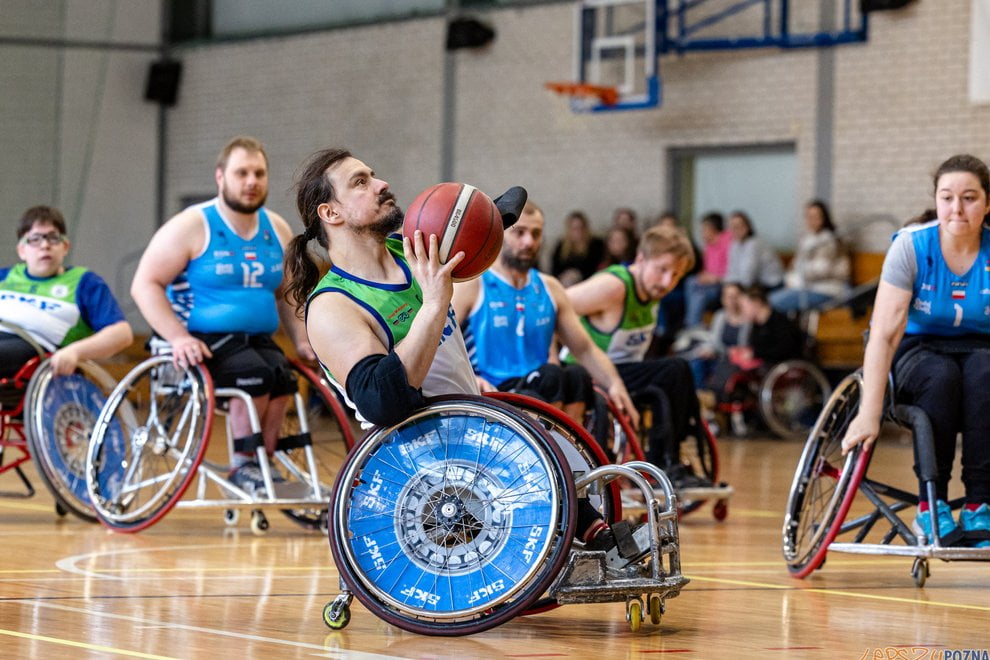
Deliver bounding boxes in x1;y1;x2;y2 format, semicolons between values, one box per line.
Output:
86;356;212;532
329;395;576;635
487;391;621;614
761;360;832;440
25;359;118;522
277;360;356;531
782;371;871;577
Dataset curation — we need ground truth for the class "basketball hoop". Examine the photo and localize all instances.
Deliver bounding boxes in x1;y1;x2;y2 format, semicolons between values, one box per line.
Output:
544;81;620;107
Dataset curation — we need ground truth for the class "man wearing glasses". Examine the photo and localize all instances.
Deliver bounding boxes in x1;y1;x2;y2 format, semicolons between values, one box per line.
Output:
0;205;133;378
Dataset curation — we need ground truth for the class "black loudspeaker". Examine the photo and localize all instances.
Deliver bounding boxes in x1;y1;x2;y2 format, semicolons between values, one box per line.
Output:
144;60;182;106
860;0;916;11
446;17;495;51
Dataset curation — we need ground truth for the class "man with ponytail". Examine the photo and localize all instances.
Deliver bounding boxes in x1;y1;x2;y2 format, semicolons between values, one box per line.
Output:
284;148;620;551
131;136;313;494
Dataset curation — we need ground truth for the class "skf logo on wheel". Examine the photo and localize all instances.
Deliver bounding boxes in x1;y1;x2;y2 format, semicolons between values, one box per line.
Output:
522;525;544;563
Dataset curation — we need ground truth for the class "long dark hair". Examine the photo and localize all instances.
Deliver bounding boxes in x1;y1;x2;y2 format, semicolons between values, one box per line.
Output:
806;199;835;233
283;147;351;315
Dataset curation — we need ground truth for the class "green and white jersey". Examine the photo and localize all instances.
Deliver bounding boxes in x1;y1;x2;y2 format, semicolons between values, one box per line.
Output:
0;264;124;351
579;264;657;364
306;237;478;426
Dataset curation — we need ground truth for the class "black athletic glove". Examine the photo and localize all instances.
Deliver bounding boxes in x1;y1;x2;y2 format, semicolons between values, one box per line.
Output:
493;186;528;229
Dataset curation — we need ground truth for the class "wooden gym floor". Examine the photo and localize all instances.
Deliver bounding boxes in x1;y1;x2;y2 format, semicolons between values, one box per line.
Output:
0;428;987;659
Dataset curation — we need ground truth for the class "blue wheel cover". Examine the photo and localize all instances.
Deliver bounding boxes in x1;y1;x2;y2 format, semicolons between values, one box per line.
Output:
344;411;558;615
40;374;123;503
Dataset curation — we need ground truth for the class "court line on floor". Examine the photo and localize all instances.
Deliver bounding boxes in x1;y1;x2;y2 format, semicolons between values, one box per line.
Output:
0;626;177;659
21;601;404;659
687;574;990;612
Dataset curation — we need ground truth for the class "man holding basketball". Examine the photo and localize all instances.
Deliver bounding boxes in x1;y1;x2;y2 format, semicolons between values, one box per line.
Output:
451;200;638;429
283;147;620;551
130;136;312;493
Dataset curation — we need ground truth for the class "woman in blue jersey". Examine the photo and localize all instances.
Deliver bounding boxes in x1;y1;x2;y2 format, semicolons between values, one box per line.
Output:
842;154;990;547
1;206;132;378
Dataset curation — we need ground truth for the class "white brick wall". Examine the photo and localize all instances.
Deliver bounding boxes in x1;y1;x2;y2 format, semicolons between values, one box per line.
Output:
4;0;989;328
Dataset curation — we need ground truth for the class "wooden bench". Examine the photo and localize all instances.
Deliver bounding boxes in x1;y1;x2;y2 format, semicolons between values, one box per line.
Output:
812;251;884;370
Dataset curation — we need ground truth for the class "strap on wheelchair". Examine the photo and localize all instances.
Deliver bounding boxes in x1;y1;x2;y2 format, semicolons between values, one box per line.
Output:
276;433;311;451
233;432;264;454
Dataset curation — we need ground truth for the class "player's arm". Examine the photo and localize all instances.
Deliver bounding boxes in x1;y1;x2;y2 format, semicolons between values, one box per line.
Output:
548;276;640;427
564;270;626;318
270;212;316;361
307;292;426;427
48;321;133;376
841;280;910;455
130;209;212;367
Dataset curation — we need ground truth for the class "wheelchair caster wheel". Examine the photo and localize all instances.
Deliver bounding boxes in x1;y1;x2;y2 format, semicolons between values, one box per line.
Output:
55;502;68;518
626;598;643;632
911;557;929;588
223;509;239;526
250;510;269;535
713;500;728;521
648;595;663;625
323;600;351;630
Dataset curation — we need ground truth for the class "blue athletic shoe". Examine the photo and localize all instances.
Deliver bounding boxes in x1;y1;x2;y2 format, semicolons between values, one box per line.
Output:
959;504;990;548
912;500;958;543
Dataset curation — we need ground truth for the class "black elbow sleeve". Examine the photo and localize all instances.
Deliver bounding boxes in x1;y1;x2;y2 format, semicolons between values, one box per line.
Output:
345;352;426;427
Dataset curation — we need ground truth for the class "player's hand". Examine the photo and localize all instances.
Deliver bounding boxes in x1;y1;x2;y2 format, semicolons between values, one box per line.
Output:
841;412;879;456
171;335;212;369
608;382;640;429
403;230;465;308
493;186;528;229
49;345;80;376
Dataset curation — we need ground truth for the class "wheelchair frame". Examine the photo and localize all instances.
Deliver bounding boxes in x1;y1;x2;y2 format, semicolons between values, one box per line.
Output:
590;384;732;520
85;350;356;533
322;395;688;635
716;358;831;440
783;370;990;586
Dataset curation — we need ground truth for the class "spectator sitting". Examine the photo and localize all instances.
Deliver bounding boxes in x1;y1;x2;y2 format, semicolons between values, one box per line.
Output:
674;281;751;388
599;225;637;269
684;211;732;328
769;200;851;314
551;210;605;286
725;210;785;291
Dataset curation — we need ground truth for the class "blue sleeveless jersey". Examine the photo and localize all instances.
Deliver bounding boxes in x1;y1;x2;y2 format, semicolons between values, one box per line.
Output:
167;200;283;334
464;269;557;386
903;222;990;336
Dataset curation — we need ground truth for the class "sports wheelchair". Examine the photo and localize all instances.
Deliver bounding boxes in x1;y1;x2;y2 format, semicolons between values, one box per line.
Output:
783;370;990;586
709;353;831;440
585;384;732;520
84;339;357;533
0;319;117;521
322;395;688;635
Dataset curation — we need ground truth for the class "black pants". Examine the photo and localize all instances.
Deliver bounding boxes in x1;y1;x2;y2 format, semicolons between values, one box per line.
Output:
617;357;700;468
498;363;593;408
0;334;41;379
894;340;990;504
191;332;297;398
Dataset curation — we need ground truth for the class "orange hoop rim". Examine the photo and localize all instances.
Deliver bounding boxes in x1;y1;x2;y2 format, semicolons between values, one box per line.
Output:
544;81;619;106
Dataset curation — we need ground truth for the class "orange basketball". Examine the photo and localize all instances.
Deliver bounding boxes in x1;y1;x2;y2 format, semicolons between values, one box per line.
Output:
402;182;503;282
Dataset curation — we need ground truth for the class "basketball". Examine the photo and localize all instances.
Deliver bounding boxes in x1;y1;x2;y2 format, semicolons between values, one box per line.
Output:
402;182;503;282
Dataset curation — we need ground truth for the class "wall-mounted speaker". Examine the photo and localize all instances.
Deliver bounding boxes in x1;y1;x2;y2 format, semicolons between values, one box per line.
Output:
446;17;495;51
860;0;916;11
145;60;183;106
